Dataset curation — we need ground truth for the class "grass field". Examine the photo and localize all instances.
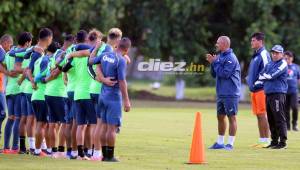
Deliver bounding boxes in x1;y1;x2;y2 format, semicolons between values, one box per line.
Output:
0;101;300;170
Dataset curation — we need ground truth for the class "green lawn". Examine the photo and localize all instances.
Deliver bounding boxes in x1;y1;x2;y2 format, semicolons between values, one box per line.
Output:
0;101;300;170
128;81;217;100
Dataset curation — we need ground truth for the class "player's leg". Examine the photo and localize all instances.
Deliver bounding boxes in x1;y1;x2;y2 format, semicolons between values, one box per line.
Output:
75;100;88;159
285;94;291;130
64;97;73;157
3;95;15;153
254;90;269;147
85;99;97;158
224;97;239;150
25;94;36;153
291;93;298;131
32;100;48;156
103;101;122;162
0;92;6;144
19;93;28;153
265;94;279;148
92;94;103;161
11;94;21;153
209;98;226;149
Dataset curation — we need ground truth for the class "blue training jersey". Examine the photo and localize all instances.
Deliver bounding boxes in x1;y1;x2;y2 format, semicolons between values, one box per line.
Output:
94;52;127;101
287;63;300;94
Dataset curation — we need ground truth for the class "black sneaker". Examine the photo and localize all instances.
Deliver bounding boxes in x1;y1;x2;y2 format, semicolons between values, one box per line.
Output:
18;150;28;154
264;143;278;149
103;157;119;162
293;125;299;131
272;143;287;149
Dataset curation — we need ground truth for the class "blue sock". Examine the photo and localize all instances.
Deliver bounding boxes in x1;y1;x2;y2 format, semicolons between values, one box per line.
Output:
4;118;14;149
12;118;20;150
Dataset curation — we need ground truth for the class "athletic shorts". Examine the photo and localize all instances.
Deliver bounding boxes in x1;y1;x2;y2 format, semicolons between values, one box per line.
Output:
21;93;34;116
90;93;101;118
32;100;48;123
65;92;75;123
99;96;122;126
250;90;266;115
75;99;96;125
6;94;21;117
45;95;66;123
217;97;239;116
0;92;6;119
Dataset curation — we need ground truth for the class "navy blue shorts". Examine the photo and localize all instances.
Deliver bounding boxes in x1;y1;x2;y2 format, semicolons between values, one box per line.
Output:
0;92;6;120
25;93;34;116
217;97;239;116
75;99;96;125
90;93;101;118
32;100;48;122
99;96;122;126
65;92;75;123
6;94;21;117
45;95;66;123
21;93;33;116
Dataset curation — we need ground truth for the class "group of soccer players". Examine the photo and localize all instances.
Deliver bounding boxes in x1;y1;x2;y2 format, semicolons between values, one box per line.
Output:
0;27;131;162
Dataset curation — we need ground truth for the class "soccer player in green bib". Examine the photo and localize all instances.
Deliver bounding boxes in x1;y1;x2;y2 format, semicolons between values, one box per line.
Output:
27;28;53;156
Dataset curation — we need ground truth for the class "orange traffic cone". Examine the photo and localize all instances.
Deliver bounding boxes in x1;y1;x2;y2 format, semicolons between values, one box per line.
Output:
188;112;206;164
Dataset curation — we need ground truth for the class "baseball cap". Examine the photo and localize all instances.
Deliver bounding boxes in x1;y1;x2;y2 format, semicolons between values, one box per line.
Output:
271;45;284;53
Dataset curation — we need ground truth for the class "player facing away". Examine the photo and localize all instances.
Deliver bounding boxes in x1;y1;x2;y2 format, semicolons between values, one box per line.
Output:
246;32;271;148
90;37;131;162
206;36;241;150
27;28;53;156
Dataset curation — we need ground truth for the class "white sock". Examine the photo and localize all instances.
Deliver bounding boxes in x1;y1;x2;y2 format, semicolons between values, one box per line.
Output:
217;135;225;145
88;149;93;155
259;138;264;143
93;150;102;158
41;139;47;149
47;148;52;153
35;148;41;154
263;138;269;143
228;136;235;146
71;150;78;157
28;137;36;149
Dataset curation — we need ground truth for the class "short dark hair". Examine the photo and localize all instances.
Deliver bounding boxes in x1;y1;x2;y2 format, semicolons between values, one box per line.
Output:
64;34;74;43
47;41;60;53
39;28;53;40
251;32;265;41
0;34;13;44
118;37;131;50
76;30;88;43
284;51;294;58
17;32;33;46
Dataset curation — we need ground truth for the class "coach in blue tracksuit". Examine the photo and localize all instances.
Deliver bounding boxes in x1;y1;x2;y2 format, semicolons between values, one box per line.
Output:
258;45;288;149
206;36;241;150
284;51;299;131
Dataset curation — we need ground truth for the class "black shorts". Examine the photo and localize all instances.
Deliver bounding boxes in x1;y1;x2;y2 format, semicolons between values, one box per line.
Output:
75;99;96;125
32;100;48;123
45;95;66;123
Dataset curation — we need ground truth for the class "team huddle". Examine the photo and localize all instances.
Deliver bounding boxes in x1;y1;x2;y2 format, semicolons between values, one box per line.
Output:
0;27;131;162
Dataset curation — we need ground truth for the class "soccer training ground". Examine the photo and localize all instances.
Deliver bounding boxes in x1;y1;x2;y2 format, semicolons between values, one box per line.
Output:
0;101;299;170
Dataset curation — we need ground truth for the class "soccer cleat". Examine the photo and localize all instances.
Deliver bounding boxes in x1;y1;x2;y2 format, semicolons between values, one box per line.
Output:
208;142;225;149
52;152;66;159
29;148;35;155
69;155;78;160
18;150;28;154
78;156;91;160
293;126;299;131
264;143;278;149
33;151;47;157
9;149;19;154
86;153;93;158
272;143;287;149
66;151;72;159
224;144;234;150
103;157;119;162
90;156;103;161
252;142;269;148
